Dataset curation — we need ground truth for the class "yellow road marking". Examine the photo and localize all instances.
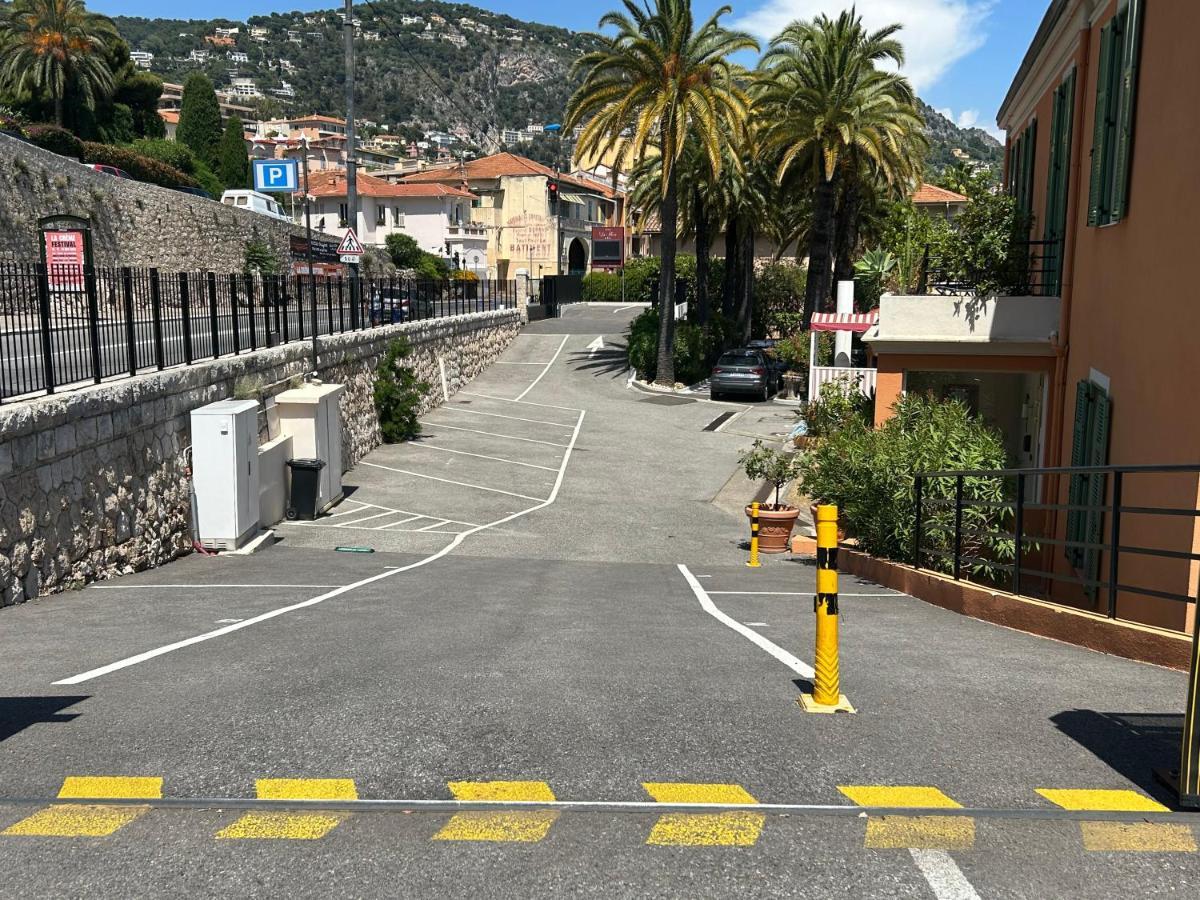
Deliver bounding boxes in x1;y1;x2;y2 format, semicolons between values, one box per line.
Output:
1035;789;1167;812
1038;789;1194;853
643;783;765;847
57;776;163;799
1080;822;1197;853
2;805;147;837
217;779;357;841
2;776;161;837
434;781;559;842
839;785;973;850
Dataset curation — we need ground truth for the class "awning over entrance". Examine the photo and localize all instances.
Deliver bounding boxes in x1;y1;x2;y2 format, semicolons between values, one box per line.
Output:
559;192;590;205
810;311;879;333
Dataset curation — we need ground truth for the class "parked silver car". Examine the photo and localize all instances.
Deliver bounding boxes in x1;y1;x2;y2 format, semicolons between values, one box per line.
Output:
710;348;776;402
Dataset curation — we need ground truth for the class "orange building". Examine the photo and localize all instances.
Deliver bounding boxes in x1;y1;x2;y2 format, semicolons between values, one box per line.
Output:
866;0;1198;631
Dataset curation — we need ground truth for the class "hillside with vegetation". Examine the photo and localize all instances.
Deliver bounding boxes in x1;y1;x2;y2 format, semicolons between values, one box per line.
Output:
106;1;1001;172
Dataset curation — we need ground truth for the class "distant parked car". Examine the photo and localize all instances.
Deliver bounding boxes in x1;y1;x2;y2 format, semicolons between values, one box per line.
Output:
220;189;291;222
747;338;787;383
370;286;434;325
710;348;777;402
174;185;213;200
87;163;131;179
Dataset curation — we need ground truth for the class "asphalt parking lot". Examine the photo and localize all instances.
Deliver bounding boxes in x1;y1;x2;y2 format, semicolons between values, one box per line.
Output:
0;303;1196;897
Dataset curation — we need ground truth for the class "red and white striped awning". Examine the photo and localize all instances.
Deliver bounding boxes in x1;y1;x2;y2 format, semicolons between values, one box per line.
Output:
809;310;879;333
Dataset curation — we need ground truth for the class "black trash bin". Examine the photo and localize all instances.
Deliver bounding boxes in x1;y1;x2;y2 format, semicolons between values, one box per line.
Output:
286;458;326;520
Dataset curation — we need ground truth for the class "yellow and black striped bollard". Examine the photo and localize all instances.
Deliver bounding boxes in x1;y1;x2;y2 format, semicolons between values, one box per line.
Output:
799;505;855;713
746;501;762;568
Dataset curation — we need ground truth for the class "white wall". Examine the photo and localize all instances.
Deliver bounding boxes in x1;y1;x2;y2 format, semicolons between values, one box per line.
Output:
307;195;474;257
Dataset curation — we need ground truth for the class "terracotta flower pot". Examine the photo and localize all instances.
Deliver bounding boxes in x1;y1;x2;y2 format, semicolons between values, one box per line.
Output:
745;504;800;553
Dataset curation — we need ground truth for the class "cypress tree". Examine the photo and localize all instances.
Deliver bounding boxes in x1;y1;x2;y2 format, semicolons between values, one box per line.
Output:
176;73;222;166
216;116;251;190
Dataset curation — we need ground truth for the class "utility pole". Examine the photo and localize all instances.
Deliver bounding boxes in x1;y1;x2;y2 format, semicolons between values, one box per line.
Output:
301;138;317;376
343;0;359;327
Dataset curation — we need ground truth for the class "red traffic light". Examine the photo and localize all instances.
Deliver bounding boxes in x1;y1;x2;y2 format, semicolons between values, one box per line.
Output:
547;181;559;203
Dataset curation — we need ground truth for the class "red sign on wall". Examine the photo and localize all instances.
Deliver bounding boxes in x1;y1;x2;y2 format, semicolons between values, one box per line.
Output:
591;225;624;270
43;229;86;291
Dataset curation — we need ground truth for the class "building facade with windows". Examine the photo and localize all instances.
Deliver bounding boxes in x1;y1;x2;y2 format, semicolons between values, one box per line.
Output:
397;152;621;281
866;0;1196;632
299;171;487;273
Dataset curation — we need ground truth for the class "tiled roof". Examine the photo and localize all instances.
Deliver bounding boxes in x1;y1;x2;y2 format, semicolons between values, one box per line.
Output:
158;110;179;124
400;152;619;196
912;183;969;204
302;170;475;199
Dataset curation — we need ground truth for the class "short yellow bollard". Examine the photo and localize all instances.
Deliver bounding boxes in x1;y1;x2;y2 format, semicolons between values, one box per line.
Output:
746;502;762;568
799;505;855;714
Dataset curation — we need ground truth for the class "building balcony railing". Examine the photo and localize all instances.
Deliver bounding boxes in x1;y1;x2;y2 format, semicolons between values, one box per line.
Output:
918;238;1062;298
447;223;486;237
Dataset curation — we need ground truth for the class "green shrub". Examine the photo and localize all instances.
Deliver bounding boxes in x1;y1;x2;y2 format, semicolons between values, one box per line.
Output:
581;271;623;302
25;124;84;160
797;392;1013;574
191;160;224;199
803;379;873;438
772;331;831;373
622;256;660;303
80;142;199;190
374;338;430;443
753;262;807;336
0;106;27;136
243;239;280;275
129;138;197;174
626;307;733;384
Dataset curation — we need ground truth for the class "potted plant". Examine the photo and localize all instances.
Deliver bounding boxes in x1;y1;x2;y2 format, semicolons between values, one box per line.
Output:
738;440;802;553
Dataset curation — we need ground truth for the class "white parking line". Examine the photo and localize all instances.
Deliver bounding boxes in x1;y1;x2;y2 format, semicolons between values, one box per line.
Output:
375;515;426;529
438;405;575;429
322;502;370;519
54;407;586;685
459;391;579;412
359;461;547;502
677;564;815;680
909;849;982;900
415;520;449;532
89;584;339;590
418;421;569;448
404;442;558;471
515;334;568;401
336;509;401;527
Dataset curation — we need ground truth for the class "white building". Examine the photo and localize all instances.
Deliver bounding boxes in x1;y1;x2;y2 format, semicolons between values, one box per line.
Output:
214;27;239;38
272;82;296;99
400;15;423;26
229;51;249;63
249;26;269;42
228;78;261;99
188;49;211;63
302;170;488;273
443;32;467;48
130;50;154;69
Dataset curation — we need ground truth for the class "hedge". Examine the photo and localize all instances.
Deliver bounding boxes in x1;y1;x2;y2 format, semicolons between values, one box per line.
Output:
581;271;623;302
80;142;199;190
25;124;84;160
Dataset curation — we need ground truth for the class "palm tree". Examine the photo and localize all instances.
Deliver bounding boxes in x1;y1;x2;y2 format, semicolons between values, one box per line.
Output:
567;0;756;386
757;10;925;327
0;0;116;128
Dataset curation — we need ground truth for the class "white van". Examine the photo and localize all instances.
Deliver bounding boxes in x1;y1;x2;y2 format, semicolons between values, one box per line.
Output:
221;189;291;222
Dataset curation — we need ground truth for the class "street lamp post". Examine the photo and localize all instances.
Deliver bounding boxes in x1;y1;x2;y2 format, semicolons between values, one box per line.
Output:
343;0;359;328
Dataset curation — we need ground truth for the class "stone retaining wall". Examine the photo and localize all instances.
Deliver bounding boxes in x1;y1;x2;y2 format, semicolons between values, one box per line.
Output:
0;133;300;270
0;309;521;607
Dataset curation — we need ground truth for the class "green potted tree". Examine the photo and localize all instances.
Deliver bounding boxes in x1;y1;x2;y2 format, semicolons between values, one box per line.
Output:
738;440;802;552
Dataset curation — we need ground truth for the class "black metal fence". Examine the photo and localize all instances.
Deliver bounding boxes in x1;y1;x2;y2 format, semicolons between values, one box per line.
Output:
917;238;1062;297
0;263;518;403
913;463;1200;631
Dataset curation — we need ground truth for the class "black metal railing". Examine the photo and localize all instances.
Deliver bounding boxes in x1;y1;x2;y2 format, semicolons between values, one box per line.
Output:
913;464;1200;631
917;238;1062;297
0;262;518;403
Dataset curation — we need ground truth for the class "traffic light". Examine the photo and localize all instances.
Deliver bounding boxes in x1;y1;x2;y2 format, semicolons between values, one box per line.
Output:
547;181;559;206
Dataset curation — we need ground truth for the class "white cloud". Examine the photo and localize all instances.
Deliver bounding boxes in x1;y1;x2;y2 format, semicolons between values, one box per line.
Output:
956;109;979;129
737;0;993;95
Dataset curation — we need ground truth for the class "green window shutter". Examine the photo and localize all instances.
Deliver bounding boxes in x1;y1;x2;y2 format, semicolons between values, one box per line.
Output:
1087;22;1114;226
1066;380;1091;567
1110;0;1144;221
1044;70;1076;295
1024;119;1038;220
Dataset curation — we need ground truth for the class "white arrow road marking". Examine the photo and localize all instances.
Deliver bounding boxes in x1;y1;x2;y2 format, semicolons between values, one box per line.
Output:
586;336;604;355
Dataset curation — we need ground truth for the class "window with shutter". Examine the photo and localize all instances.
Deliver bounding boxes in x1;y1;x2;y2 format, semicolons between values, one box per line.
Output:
1066;381;1092;568
1044;70;1075;295
1065;379;1112;596
1088;1;1142;227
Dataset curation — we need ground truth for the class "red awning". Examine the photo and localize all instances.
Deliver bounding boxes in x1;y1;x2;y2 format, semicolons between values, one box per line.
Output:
810;310;879;333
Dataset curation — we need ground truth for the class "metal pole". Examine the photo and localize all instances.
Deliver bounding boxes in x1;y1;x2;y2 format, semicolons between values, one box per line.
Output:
1107;470;1123;619
800;505;854;713
343;0;359;326
302;140;318;376
1013;472;1025;596
121;267;136;377
746;501;761;568
912;474;923;569
953;474;964;580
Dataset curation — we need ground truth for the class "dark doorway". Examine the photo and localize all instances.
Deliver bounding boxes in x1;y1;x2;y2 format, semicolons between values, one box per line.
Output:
567;238;587;275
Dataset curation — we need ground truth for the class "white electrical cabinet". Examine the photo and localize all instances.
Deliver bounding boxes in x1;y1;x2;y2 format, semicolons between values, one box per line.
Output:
275;382;345;513
190;399;261;550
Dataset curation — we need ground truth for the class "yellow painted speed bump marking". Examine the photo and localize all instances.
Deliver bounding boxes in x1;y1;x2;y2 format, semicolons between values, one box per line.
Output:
838;785;974;850
3;776;161;838
217;779;357;841
643;783;765;847
433;781;559;842
1036;788;1196;853
1035;789;1167;812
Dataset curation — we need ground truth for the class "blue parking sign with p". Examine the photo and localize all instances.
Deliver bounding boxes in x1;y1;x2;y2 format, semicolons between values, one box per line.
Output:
253;159;299;193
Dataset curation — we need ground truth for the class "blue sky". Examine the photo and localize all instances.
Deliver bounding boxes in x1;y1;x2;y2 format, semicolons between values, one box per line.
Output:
90;0;1050;138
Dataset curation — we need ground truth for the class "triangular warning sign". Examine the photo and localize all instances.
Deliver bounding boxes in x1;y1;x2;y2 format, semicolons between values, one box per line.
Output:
337;229;364;255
